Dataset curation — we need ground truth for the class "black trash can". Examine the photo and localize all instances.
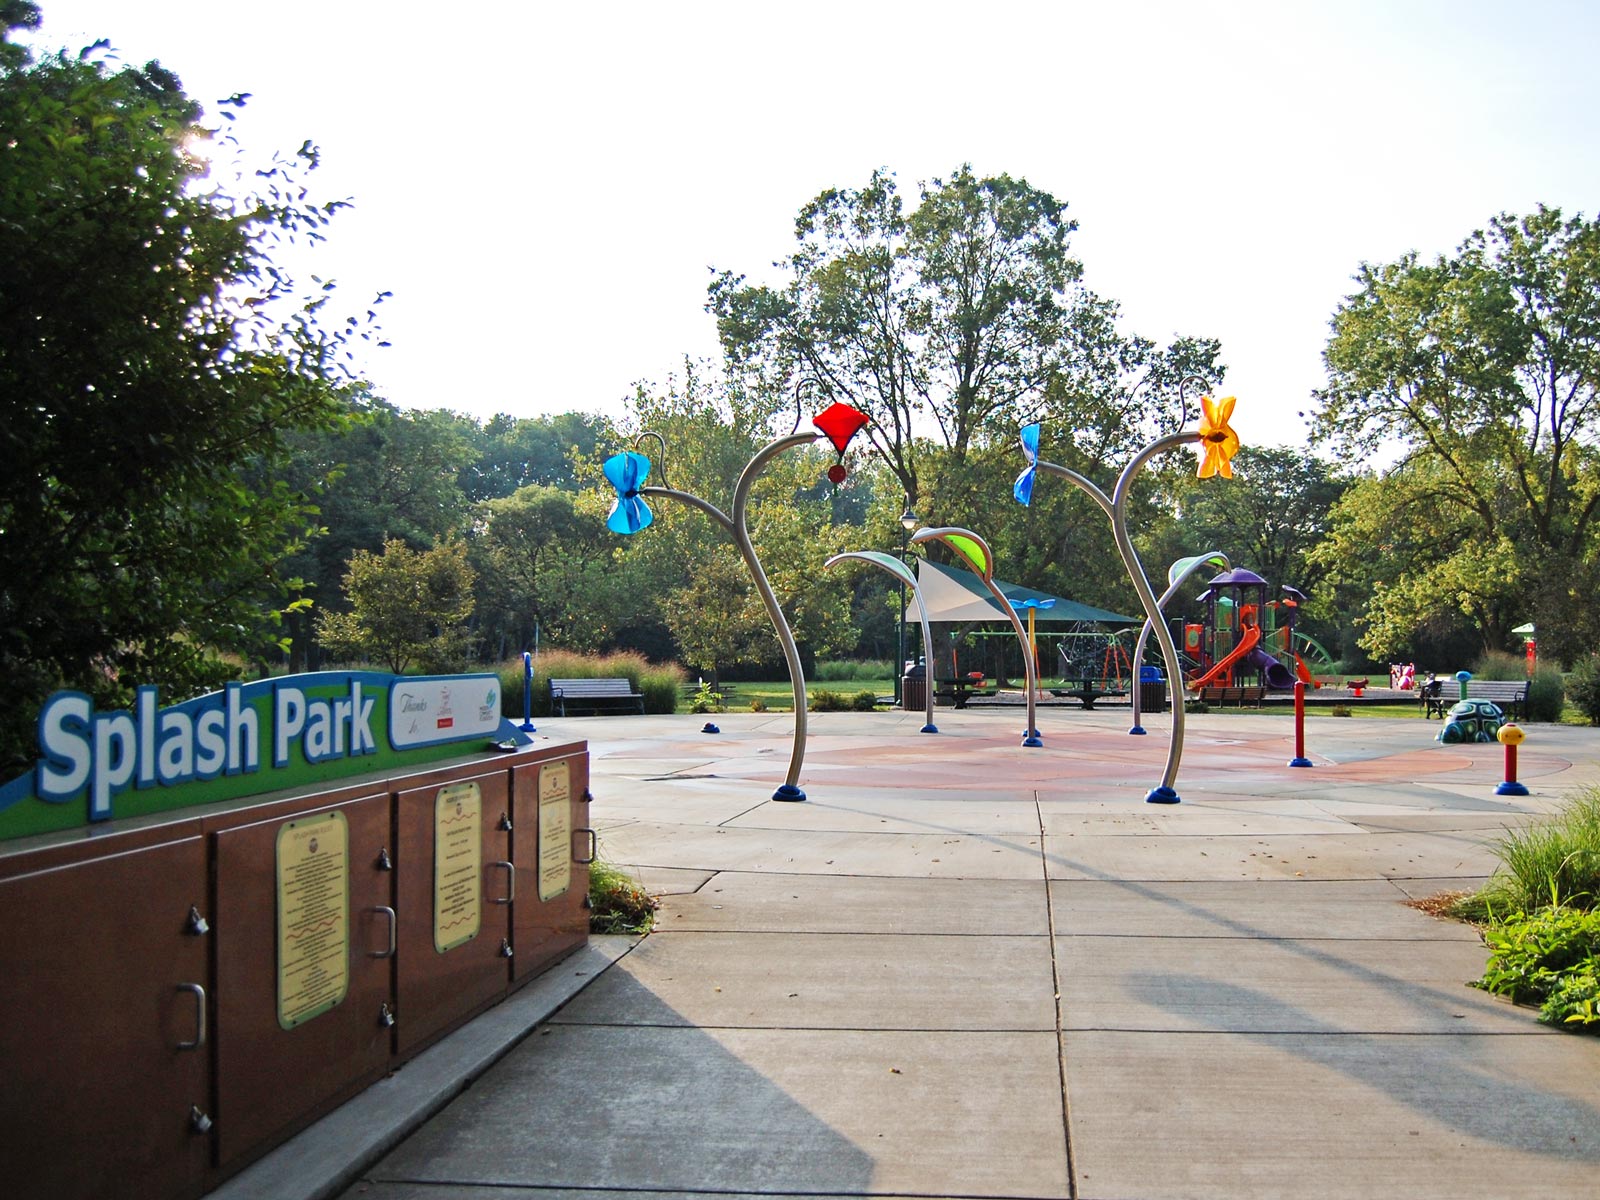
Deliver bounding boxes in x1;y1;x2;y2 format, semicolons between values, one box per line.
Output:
902;661;927;712
1138;664;1167;713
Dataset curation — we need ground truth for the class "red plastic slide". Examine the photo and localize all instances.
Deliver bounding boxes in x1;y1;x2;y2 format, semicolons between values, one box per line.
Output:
1189;625;1262;689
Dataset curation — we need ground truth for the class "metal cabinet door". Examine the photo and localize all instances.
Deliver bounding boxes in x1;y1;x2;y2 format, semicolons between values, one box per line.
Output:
394;765;512;1057
0;835;211;1200
511;751;592;982
209;788;395;1169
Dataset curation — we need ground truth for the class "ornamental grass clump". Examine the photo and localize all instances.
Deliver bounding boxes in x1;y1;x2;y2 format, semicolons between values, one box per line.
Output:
496;651;685;717
587;861;659;935
1454;788;1600;1032
1460;789;1600;919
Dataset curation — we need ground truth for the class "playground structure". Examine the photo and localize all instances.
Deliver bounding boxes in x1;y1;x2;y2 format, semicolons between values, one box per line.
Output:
1181;568;1329;693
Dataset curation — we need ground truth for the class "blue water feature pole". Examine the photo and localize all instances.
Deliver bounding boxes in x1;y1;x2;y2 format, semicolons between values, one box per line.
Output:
521;651;536;732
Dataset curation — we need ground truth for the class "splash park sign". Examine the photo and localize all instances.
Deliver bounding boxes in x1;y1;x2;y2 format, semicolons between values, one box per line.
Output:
0;670;526;840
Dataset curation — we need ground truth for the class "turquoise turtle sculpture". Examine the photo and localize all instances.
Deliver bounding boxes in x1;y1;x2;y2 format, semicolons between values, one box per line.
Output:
1437;698;1504;744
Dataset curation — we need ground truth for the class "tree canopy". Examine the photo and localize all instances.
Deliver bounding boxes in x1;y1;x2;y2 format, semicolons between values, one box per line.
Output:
1313;206;1600;662
709;166;1222;514
0;10;376;765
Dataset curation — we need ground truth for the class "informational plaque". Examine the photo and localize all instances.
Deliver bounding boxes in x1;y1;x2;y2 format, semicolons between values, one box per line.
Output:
538;760;572;902
433;781;482;952
276;810;350;1029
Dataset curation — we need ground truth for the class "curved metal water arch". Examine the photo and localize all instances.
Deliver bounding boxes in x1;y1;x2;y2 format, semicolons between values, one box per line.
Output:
822;551;939;734
1015;379;1234;803
629;430;821;802
609;399;871;804
1128;551;1229;735
910;526;1043;747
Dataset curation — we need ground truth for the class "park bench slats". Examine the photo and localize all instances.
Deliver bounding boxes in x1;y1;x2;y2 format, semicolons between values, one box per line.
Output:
1195;684;1265;708
1422;678;1529;720
548;677;645;716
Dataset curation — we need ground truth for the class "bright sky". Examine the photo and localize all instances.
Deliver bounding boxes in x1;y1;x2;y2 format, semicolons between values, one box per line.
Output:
24;1;1600;450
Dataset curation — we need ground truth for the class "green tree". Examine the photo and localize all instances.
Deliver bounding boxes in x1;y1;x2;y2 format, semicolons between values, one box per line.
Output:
315;539;477;674
1146;447;1351;592
458;411;605;501
709;165;1221;516
598;363;860;675
472;484;617;657
1313;205;1600;663
0;12;374;767
276;389;474;666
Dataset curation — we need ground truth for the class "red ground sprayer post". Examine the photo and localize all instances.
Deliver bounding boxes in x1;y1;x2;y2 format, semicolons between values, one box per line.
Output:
1496;722;1528;796
1288;680;1312;768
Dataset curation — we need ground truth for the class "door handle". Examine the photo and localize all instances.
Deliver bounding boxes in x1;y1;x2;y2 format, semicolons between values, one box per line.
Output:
574;828;597;864
176;983;207;1050
369;905;397;958
490;860;515;904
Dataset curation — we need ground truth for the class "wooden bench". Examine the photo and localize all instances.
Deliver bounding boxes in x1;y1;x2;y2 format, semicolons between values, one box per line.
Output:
1426;679;1531;720
1048;677;1130;710
549;677;645;716
1194;685;1265;708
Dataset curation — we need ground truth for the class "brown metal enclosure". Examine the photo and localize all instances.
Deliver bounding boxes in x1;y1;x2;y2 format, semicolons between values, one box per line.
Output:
208;785;396;1167
0;740;591;1199
0;830;212;1200
393;761;515;1058
511;750;592;981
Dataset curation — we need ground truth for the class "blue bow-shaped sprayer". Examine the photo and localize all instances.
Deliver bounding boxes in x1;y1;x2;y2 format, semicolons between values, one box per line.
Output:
603;451;653;535
1013;422;1040;506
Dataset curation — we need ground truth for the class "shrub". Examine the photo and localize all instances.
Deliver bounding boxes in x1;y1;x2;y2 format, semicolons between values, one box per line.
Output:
1568;652;1600;726
1472;903;1600;1030
1186;700;1210;714
588;861;659;934
748;697;768;713
849;689;879;712
496;651;686;718
809;688;848;711
1330;704;1353;718
1453;790;1600;1032
813;659;894;682
1542;962;1600;1028
686;680;723;714
1472;649;1526;680
1526;662;1567;722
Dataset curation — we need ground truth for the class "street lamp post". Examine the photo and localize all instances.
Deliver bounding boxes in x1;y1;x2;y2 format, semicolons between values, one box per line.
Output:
895;505;918;704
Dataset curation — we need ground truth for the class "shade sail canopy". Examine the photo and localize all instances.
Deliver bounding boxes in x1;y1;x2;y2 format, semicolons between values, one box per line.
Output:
904;559;1142;626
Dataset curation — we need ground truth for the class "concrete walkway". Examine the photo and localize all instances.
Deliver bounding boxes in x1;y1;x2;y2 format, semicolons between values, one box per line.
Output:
330;707;1600;1200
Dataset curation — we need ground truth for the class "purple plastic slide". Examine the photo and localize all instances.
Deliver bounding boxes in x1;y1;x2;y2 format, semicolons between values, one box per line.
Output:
1245;647;1297;690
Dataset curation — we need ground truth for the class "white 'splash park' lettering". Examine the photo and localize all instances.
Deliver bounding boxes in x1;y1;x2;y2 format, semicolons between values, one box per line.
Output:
12;671;510;832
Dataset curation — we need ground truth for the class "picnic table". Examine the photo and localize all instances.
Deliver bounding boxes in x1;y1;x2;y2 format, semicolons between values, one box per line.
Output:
933;676;996;708
1048;676;1130;710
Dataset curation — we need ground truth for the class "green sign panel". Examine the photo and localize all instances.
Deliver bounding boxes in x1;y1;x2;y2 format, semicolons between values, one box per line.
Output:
0;670;521;841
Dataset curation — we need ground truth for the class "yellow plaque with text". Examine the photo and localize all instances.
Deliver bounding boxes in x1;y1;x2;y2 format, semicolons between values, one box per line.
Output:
434;781;482;952
537;760;572;902
276;810;350;1029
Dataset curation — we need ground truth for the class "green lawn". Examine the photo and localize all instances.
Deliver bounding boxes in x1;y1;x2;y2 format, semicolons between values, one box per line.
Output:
714;678;895;713
706;680;1592;726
